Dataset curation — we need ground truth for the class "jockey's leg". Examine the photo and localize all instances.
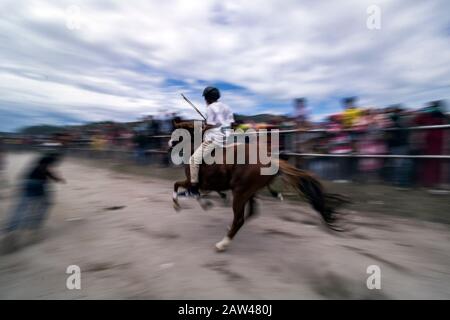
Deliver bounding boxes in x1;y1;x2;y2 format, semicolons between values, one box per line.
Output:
202;141;219;165
188;141;213;197
189;142;205;184
189;141;214;182
188;144;203;197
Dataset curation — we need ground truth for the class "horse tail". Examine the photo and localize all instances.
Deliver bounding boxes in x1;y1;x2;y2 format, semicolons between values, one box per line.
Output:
277;159;349;230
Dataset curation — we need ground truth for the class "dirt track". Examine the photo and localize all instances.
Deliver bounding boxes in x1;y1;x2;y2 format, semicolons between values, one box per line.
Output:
1;153;449;299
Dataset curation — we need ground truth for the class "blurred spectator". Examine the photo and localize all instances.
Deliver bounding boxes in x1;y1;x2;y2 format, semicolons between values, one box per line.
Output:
414;100;448;188
292;98;315;167
234;119;252;131
338;97;362;181
145;115;160;152
0;136;4;169
156;112;177;166
0;137;5;198
294;98;308;127
326;114;353;181
133;125;149;165
386;105;412;188
158;112;173;134
355;109;387;182
2;153;65;252
90;132;107;151
341;97;362;129
120;129;134;150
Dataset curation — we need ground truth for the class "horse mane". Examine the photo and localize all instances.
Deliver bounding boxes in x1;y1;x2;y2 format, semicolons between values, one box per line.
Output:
173;120;202;130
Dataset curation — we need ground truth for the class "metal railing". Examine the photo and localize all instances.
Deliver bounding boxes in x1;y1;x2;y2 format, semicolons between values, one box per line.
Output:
3;123;449;186
4;123;449;158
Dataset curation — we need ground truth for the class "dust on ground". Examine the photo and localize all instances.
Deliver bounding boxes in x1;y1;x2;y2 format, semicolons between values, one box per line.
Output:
0;152;449;299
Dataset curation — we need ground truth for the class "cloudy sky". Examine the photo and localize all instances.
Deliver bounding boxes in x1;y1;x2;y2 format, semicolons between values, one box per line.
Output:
0;0;449;131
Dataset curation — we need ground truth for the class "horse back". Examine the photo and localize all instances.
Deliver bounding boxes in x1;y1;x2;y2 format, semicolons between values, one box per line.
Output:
198;143;273;191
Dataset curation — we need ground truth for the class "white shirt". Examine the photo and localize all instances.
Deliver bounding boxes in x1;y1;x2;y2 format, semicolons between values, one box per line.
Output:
203;101;234;146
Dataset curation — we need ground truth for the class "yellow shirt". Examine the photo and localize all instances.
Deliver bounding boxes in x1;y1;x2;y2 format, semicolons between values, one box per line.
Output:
342;108;362;128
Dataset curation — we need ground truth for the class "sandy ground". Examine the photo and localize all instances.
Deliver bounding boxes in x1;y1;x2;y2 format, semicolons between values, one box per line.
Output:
0;152;449;299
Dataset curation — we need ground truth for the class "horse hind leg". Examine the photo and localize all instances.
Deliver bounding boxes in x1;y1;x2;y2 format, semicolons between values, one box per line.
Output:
267;184;284;201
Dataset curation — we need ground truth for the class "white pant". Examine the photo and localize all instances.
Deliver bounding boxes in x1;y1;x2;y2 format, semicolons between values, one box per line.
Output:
189;141;216;184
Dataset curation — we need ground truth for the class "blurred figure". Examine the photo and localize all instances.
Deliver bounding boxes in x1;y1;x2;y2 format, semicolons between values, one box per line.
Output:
133;126;148;165
144;116;160;164
414;100;448;189
91;131;107;151
386;105;412;188
158;112;173;135
341;97;362;129
339;97;363;181
234;119;252;131
294;98;308;127
292;98;313;167
355;109;387;183
160;113;178;166
326;114;353;182
2;153;65;252
146;115;160;136
48;132;71;155
0;136;5;198
120;128;134;151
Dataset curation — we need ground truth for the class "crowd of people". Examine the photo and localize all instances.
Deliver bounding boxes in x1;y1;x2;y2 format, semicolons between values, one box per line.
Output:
288;98;449;189
1;99;448;189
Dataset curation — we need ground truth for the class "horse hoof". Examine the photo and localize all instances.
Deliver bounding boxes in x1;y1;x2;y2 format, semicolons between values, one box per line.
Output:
173;202;181;212
200;200;213;211
215;243;227;252
215;237;231;252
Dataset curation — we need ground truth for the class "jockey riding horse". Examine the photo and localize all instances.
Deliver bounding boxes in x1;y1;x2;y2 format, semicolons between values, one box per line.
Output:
171;87;349;252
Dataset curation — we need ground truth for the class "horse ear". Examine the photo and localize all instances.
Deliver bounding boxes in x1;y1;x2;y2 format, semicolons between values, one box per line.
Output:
172;120;181;128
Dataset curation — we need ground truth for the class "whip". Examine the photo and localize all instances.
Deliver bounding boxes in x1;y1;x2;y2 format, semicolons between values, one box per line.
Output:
181;93;207;121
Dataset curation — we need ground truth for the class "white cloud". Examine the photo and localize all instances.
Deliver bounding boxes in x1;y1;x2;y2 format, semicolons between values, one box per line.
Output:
0;0;449;131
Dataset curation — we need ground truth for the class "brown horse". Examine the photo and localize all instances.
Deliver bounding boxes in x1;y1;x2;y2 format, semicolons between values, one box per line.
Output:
170;121;349;251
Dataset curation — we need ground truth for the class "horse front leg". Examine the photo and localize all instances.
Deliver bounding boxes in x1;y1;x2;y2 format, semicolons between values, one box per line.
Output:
245;195;259;220
226;195;257;231
173;180;188;211
215;190;251;252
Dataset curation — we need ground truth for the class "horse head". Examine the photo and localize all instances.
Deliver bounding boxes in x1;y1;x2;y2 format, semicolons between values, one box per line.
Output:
168;119;203;151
